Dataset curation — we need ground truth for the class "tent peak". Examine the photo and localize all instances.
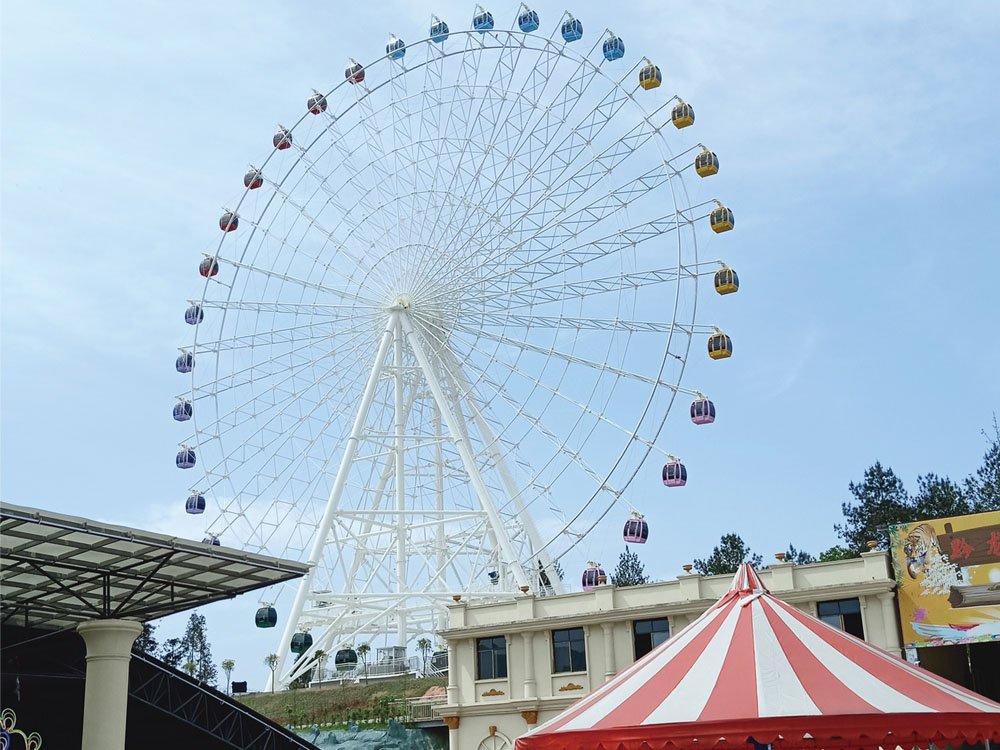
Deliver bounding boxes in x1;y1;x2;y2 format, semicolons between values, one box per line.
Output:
729;562;768;594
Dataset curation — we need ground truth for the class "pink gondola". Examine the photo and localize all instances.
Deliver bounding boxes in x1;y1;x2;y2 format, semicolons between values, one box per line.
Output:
623;512;648;544
690;397;716;425
662;460;687;487
581;562;606;592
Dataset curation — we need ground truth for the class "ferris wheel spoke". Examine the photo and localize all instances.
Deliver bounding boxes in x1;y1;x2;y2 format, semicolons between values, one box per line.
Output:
198;300;375;317
472;312;679;333
451;321;692;394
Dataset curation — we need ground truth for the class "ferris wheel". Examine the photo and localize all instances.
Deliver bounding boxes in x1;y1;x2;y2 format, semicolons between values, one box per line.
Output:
174;4;738;687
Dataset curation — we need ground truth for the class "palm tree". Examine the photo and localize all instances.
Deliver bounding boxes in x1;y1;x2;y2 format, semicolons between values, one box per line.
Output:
356;643;370;681
182;661;197;678
416;638;432;675
264;653;279;693
313;649;328;683
221;658;235;695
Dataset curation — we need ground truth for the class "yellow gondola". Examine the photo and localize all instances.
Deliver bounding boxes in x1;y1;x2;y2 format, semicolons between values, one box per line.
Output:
695;149;719;177
714;267;739;295
639;61;662;91
710;203;735;233
671;101;695;128
707;332;733;360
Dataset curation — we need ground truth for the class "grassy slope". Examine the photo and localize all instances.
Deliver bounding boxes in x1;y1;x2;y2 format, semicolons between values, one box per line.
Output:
238;676;448;727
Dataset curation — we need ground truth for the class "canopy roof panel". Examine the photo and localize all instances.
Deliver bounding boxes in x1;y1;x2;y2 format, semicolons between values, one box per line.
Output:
518;563;1000;750
1;502;309;630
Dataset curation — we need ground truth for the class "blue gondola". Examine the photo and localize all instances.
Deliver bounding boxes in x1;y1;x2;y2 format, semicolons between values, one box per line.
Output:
176;351;194;373
186;492;206;515
488;570;499;585
176;448;196;469
255;605;278;628
561;16;582;42
602;34;625;61
430;18;449;42
184;305;203;325
203;535;220;546
518;8;539;32
387;35;406;60
291;632;314;655
472;8;494;32
173;400;193;422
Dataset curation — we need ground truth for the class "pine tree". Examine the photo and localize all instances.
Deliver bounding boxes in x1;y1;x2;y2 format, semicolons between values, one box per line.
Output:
610;547;650;586
965;416;1000;513
159;637;185;668
693;533;762;575
912;473;970;519
835;461;913;553
180;612;217;685
783;544;816;565
134;622;158;654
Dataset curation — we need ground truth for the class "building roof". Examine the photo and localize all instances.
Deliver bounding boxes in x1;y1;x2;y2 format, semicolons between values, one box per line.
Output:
517;564;1000;750
0;501;309;630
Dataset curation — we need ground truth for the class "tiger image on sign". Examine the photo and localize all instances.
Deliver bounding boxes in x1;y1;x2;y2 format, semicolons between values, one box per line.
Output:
903;523;944;579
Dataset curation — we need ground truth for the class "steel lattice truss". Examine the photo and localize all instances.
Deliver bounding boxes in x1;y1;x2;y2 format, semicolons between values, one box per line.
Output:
176;10;734;686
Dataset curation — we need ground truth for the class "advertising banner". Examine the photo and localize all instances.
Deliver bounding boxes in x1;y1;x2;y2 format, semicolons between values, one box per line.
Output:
889;510;1000;647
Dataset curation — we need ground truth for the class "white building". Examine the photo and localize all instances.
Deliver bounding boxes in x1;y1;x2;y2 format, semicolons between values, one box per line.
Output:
435;552;900;750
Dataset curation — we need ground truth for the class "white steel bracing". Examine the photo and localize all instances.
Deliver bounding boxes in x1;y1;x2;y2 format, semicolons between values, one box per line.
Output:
178;15;733;689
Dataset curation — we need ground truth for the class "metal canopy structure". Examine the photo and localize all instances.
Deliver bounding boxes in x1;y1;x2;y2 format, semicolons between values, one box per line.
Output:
0;501;309;630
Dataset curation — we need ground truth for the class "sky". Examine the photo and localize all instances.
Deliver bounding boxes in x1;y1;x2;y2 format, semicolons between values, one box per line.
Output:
2;1;999;689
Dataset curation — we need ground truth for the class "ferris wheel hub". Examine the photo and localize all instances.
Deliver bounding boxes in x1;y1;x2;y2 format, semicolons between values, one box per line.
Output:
387;294;413;311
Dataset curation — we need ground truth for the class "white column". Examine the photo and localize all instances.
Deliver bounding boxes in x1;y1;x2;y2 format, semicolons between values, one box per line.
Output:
876;591;902;654
521;632;536;698
77;619;142;750
394;317;407;644
447;641;460;704
600;622;616;681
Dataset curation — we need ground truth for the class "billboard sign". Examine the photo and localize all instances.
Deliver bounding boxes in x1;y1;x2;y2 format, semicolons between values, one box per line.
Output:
889;510;1000;647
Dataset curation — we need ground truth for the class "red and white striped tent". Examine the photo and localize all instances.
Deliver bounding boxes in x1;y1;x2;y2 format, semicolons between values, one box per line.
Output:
516;564;1000;750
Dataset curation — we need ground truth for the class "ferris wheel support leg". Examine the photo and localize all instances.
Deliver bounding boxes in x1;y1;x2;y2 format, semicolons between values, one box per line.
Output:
441;350;566;596
271;319;397;688
393;316;408;644
434;404;447;630
399;312;531;591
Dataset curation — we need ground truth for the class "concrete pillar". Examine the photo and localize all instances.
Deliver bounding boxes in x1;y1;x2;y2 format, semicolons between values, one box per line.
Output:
876;591;902;654
521;632;536;698
600;622;616;681
77;619;142;750
447;641;460;704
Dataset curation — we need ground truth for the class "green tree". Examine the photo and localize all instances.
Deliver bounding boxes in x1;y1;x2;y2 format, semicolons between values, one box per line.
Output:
965;417;1000;513
221;658;235;695
835;461;912;553
159;637;185;668
912;473;970;519
818;545;857;562
134;622;158;654
416;638;432;674
609;547;650;586
693;533;762;575
264;653;279;693
783;544;816;565
313;650;328;682
356;643;370;680
182;661;197;677
181;612;217;685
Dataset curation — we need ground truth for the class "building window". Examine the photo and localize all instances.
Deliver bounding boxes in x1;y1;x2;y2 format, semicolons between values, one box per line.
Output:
476;636;507;680
633;617;670;660
818;598;864;639
552;627;587;673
